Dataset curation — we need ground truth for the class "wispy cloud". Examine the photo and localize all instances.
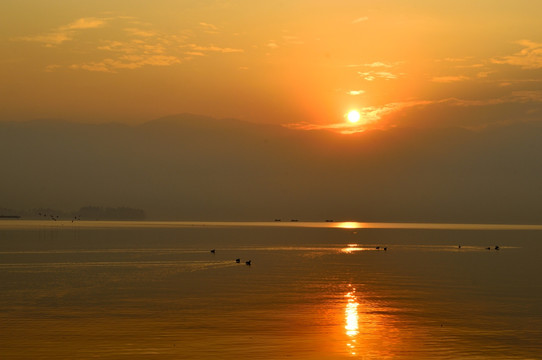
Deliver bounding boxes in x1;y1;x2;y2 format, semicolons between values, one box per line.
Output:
185;51;205;57
18;17;106;46
199;22;220;34
358;71;399;81
199;22;218;30
362;62;393;68
187;44;244;53
282;35;304;45
352;16;369;24
70;55;181;73
492;40;542;69
431;75;469;83
123;28;157;37
347;90;365;96
476;71;492;78
18;15;245;73
347;61;400;68
264;34;304;50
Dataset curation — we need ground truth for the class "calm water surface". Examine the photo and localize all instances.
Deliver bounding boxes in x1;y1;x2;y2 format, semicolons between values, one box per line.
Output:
1;221;541;359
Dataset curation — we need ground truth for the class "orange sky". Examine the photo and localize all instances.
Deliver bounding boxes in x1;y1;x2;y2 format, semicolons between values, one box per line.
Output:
1;0;542;133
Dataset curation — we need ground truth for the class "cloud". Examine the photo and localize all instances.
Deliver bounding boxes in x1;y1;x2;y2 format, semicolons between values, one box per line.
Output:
70;31;183;72
352;16;369;24
45;64;61;72
439;57;472;63
187;44;244;53
492;40;542;69
199;22;218;30
65;18;106;30
19;15;243;72
358;71;399;81
347;61;402;69
282;35;304;45
440;91;542;107
123;28;157;37
264;34;304;50
431;75;469;83
70;55;181;73
199;22;220;34
476;71;492;78
363;62;394;68
18;17;106;46
185;51;205;57
347;90;365;96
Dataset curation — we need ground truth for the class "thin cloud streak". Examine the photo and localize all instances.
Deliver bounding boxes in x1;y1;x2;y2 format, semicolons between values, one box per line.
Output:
492;40;542;69
358;71;399;81
17;17;107;46
70;55;181;73
432;75;470;83
347;90;365;95
187;44;244;53
347;61;398;68
352;16;369;24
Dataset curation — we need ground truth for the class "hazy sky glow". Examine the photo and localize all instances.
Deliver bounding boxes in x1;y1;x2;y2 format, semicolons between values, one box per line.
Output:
2;0;542;132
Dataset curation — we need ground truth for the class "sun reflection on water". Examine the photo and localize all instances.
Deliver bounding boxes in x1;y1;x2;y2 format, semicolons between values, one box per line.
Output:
339;284;404;358
342;244;375;253
345;285;359;355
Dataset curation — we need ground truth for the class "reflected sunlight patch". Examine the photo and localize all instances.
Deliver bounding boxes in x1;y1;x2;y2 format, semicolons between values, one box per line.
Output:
345;285;359;355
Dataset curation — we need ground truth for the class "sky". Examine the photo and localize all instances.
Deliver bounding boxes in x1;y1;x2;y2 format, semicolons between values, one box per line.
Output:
2;0;542;133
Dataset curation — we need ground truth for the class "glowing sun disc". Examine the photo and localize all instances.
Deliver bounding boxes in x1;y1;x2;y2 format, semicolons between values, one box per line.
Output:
347;110;361;123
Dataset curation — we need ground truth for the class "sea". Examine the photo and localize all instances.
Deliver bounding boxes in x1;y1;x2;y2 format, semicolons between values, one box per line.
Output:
1;220;541;359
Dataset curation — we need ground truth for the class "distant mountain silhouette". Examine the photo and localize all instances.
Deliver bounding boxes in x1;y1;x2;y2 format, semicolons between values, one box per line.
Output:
1;114;542;223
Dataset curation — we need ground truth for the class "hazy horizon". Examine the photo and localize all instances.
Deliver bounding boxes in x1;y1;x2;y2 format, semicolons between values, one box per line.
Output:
2;113;542;224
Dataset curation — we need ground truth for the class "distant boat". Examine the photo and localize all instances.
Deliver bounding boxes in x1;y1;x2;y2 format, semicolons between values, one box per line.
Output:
274;219;281;222
235;258;240;263
245;260;252;266
290;219;299;222
325;219;334;222
210;249;216;254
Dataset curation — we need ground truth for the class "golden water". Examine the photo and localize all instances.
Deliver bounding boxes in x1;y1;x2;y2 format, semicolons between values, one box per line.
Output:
1;221;541;359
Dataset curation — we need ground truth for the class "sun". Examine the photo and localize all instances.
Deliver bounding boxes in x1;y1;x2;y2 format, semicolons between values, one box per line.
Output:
347;110;361;123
